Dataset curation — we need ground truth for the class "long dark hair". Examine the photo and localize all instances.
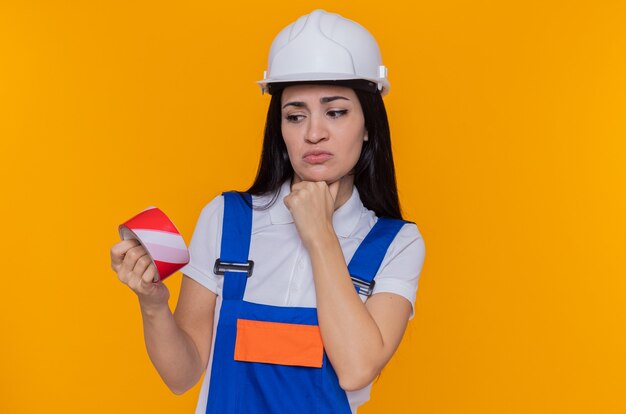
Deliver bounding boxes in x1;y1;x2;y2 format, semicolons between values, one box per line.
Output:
245;83;403;219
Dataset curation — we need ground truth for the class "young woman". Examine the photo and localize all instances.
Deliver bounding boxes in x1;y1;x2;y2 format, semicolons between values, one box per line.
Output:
111;9;425;413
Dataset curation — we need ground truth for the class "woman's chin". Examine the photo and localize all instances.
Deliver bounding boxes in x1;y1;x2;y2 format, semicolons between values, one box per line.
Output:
295;172;336;183
294;173;353;185
294;164;354;184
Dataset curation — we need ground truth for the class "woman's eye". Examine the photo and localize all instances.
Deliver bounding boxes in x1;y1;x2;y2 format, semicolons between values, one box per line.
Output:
327;110;348;118
285;114;305;122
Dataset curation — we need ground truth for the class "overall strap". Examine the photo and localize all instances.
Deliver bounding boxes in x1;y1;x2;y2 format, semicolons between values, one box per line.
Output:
347;217;406;296
217;191;253;301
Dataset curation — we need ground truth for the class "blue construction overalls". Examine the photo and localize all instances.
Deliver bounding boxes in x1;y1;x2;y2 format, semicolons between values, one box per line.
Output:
205;191;407;414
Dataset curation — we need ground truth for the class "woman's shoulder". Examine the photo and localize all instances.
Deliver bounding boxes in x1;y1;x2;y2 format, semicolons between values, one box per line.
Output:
396;220;423;242
199;193;225;216
188;194;225;236
370;216;425;259
392;221;425;257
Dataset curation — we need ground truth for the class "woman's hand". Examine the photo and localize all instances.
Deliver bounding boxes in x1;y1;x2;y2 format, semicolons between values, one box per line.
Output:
110;239;170;310
283;180;340;247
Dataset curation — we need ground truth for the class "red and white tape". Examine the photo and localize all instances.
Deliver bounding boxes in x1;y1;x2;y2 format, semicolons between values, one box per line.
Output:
118;206;189;282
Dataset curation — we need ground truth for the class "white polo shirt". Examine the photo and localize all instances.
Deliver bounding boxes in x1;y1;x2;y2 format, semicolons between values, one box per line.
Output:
180;179;425;414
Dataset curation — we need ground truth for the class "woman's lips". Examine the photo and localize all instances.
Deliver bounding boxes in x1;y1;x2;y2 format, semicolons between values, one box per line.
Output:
303;151;333;164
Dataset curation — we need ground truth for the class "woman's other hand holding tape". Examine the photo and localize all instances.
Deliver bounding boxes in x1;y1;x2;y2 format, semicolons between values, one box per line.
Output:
110;239;170;310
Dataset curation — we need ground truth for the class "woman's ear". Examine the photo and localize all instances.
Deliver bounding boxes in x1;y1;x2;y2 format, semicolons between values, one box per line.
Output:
364;130;369;141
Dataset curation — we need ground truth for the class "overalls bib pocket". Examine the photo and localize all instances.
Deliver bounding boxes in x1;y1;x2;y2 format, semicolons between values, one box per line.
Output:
234;319;324;367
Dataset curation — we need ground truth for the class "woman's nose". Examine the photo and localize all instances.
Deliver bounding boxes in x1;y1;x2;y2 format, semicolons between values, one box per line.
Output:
305;115;329;144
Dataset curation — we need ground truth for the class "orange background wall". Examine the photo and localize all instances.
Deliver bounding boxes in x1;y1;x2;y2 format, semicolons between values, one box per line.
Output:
1;1;625;413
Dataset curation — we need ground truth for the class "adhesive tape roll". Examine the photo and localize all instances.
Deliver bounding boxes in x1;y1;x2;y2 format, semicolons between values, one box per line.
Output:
118;206;190;282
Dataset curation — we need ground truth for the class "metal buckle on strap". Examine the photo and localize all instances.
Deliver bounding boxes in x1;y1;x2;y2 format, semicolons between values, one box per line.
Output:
213;259;255;278
351;277;375;297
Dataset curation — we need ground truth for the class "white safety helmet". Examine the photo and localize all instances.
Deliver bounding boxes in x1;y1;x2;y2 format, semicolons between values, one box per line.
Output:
258;9;390;96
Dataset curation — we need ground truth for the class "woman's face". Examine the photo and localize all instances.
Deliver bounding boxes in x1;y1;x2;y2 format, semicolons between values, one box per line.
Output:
281;84;367;184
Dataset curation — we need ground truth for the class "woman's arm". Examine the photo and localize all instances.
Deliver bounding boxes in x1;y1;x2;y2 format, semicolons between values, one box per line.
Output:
307;231;412;391
112;238;217;394
143;275;216;395
284;181;419;391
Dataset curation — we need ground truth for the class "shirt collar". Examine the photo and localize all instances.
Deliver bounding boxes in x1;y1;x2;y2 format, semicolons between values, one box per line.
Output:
268;179;363;238
267;180;294;225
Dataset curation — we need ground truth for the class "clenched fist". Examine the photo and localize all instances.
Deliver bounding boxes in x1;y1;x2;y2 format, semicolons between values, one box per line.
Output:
283;180;340;248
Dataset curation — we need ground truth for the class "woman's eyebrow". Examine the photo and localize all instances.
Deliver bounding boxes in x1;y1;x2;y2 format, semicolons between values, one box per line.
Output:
282;96;350;109
320;96;350;104
283;101;305;109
